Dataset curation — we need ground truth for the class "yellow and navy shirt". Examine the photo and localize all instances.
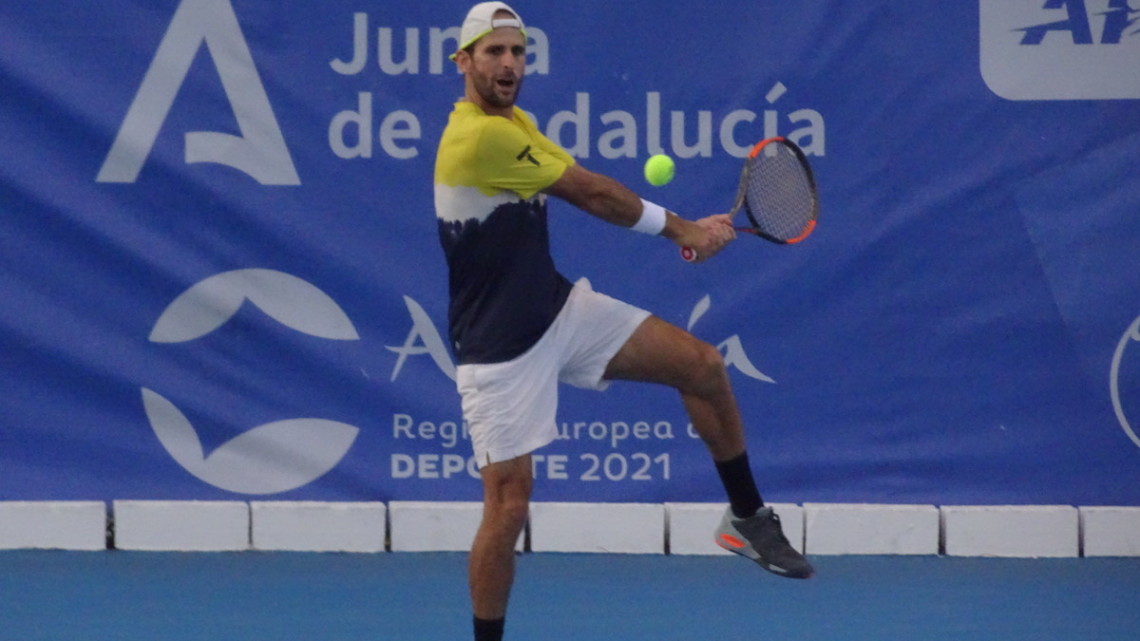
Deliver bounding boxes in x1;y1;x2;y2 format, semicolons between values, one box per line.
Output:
434;101;576;364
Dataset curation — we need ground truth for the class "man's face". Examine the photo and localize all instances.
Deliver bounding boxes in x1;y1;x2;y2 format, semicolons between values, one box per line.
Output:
461;28;526;111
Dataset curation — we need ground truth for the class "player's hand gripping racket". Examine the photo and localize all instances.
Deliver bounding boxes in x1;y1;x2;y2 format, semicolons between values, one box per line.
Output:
680;137;818;262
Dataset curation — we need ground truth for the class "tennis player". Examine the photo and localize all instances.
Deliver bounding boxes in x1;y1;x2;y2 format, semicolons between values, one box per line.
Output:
434;4;814;640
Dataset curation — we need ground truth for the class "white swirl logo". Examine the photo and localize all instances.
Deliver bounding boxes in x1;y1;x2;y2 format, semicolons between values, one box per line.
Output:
1110;313;1140;450
143;269;361;494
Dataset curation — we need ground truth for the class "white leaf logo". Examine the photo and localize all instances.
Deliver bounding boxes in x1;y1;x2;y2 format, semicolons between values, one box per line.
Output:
142;389;359;494
149;268;359;343
142;269;362;494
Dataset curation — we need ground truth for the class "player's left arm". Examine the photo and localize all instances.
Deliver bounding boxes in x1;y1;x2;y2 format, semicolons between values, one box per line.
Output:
544;164;732;255
543;164;641;227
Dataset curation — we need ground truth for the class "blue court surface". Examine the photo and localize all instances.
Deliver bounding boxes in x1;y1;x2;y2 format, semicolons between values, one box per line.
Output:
1;551;1137;640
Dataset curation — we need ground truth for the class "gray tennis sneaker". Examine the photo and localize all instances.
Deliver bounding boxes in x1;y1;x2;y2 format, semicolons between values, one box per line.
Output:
715;506;814;579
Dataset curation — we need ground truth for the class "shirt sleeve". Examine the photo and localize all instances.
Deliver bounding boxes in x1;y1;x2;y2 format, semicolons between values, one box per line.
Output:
474;116;574;200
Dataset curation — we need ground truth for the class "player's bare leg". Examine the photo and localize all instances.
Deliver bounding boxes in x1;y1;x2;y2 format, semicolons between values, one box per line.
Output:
470;454;532;631
603;315;745;460
605;315;813;578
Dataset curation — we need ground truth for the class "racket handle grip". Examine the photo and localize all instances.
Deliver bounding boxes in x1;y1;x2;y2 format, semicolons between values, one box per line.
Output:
680;246;698;262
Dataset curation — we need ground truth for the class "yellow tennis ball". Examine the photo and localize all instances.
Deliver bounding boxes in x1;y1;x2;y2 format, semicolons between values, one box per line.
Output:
644;154;675;186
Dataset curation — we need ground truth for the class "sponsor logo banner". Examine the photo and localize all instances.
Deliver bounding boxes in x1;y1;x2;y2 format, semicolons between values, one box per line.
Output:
981;0;1140;100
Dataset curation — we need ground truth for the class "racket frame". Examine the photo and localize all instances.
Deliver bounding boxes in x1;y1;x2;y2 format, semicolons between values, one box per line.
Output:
728;137;819;245
678;137;818;262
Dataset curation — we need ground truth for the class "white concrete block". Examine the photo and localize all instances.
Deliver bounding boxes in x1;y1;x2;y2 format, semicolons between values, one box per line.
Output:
1080;506;1140;557
530;502;664;554
805;503;939;555
942;505;1078;558
390;501;522;552
666;503;803;555
251;502;385;552
667;503;730;556
0;502;107;550
113;501;249;551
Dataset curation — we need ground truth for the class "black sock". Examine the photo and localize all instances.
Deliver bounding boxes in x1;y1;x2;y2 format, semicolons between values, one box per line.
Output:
474;616;505;641
715;452;764;518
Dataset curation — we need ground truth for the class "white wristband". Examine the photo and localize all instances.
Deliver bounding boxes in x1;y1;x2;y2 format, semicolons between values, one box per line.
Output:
632;199;668;235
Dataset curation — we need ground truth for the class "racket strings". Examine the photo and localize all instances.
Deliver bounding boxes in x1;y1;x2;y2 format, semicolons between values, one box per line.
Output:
743;145;816;242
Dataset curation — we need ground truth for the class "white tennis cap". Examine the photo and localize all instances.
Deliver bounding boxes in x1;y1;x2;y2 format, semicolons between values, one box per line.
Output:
450;2;526;61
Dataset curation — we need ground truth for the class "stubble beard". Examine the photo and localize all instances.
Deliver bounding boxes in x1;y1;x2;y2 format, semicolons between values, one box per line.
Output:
477;74;523;110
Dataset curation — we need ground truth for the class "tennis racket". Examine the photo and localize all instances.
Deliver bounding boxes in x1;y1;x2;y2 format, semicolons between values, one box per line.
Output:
680;137;818;262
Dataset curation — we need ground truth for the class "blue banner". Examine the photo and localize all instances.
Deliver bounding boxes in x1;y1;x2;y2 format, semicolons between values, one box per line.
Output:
2;0;1138;505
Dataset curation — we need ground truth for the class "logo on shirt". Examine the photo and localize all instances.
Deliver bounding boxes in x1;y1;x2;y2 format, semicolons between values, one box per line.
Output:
516;145;540;166
980;0;1140;100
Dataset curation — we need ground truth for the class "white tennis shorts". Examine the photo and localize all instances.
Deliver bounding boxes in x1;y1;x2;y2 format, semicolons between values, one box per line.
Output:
456;278;651;469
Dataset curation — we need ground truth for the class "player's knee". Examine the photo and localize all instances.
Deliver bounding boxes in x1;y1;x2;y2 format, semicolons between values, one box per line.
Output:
500;498;530;536
694;340;728;381
487;494;529;534
682;340;729;395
